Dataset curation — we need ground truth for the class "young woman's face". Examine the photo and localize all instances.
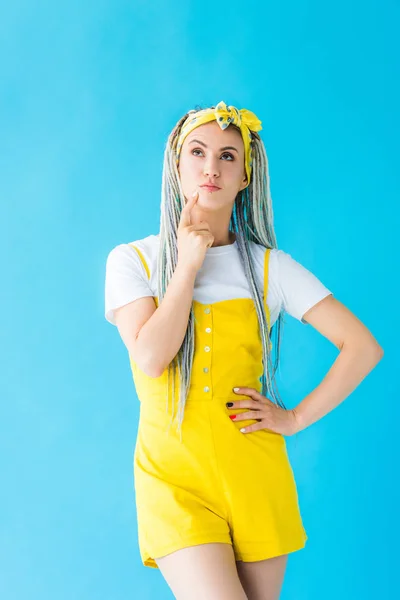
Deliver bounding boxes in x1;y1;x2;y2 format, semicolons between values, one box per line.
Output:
178;120;248;207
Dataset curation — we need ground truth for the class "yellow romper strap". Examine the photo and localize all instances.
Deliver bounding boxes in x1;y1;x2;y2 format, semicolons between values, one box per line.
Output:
129;243;151;280
263;248;272;335
129;243;271;335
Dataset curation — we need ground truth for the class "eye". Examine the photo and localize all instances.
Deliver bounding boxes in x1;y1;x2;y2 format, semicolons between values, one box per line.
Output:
191;149;234;161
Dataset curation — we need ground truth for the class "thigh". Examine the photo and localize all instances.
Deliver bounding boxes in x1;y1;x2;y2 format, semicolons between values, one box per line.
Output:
155;542;248;600
236;554;288;600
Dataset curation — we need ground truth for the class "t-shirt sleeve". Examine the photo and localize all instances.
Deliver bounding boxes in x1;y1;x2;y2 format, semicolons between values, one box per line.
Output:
104;244;154;326
276;249;333;324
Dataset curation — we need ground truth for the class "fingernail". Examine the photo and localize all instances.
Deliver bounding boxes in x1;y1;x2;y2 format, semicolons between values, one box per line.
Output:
233;387;240;392
192;190;198;197
229;415;236;420
226;402;233;407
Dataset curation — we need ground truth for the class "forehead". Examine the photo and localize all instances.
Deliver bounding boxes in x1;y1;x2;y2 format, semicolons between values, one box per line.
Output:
184;120;244;150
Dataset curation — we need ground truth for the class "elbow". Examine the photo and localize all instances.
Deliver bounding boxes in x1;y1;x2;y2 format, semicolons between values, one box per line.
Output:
341;338;384;364
133;351;166;378
374;344;384;361
371;344;384;371
129;333;166;378
368;337;384;362
360;341;384;364
144;362;166;379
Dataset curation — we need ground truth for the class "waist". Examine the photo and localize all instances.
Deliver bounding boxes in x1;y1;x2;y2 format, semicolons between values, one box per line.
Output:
137;380;263;403
131;364;264;403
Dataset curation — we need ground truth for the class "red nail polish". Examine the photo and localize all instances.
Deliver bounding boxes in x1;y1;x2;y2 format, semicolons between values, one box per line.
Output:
229;415;236;420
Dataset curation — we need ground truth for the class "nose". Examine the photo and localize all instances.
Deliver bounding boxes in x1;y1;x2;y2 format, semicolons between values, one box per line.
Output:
203;156;220;178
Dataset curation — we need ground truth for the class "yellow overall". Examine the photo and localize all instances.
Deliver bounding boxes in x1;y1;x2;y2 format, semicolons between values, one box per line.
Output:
129;244;308;569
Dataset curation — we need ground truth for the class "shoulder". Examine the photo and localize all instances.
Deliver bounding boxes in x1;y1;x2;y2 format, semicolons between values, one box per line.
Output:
106;233;159;267
268;246;333;323
269;247;299;273
248;244;316;276
127;233;159;254
246;240;279;270
247;242;332;323
268;247;324;281
104;234;158;325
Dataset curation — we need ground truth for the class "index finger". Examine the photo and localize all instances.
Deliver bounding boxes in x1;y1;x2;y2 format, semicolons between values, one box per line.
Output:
179;190;199;228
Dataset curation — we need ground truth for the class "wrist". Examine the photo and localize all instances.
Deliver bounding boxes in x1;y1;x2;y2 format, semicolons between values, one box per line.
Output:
175;261;198;280
291;407;305;434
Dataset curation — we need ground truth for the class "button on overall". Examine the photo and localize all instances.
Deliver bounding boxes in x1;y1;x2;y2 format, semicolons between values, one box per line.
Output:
129;244;308;569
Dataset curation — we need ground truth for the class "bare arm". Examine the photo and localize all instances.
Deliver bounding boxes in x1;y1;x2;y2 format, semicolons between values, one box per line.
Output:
114;190;214;378
114;263;197;378
293;295;384;432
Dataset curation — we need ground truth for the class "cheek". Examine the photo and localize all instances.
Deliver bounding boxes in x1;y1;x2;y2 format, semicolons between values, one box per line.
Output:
178;156;199;180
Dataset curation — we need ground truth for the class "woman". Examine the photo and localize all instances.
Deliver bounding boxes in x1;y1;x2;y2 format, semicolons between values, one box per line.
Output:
104;101;383;600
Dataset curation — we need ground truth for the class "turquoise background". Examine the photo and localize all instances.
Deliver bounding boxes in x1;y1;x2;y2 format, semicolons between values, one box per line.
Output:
1;1;398;598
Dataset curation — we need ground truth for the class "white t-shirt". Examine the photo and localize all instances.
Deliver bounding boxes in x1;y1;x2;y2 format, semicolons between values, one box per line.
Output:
104;233;332;328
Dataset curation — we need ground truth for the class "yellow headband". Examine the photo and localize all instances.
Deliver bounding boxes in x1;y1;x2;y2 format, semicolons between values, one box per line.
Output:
175;100;262;188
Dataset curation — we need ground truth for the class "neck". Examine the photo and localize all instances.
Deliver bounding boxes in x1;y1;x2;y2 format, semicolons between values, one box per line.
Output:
210;231;236;247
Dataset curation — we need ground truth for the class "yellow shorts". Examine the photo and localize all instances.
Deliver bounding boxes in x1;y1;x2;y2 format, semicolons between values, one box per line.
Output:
133;392;308;569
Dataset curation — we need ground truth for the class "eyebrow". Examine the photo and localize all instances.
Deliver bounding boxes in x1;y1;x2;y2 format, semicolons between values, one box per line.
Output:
188;139;239;154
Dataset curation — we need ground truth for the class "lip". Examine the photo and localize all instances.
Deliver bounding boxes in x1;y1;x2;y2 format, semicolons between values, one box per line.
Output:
200;184;221;191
